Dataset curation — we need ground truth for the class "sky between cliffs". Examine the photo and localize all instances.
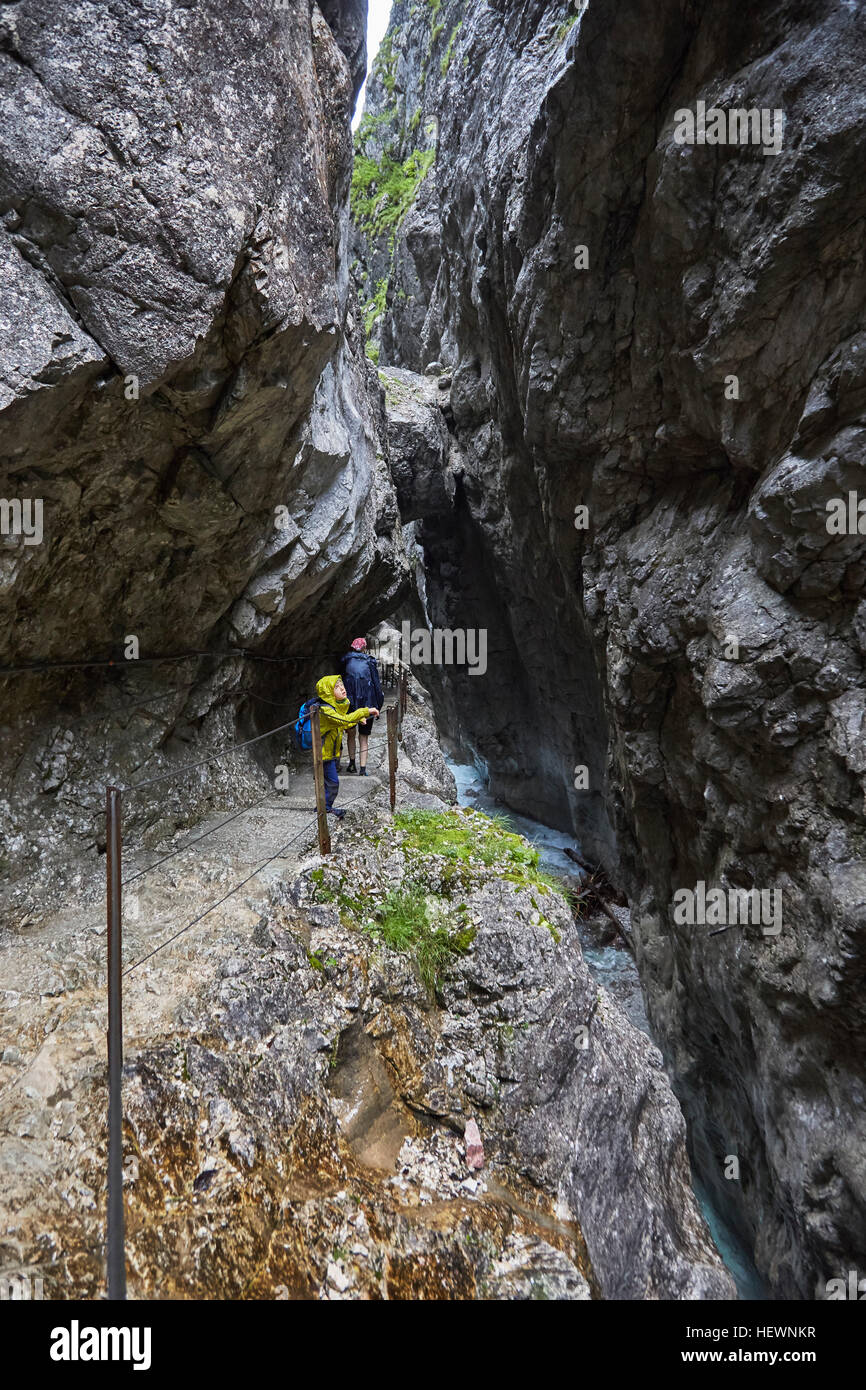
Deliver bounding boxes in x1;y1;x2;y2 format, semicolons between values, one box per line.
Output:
353;0;394;129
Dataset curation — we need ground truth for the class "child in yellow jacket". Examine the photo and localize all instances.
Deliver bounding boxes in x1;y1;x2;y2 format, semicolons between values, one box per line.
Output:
315;675;380;818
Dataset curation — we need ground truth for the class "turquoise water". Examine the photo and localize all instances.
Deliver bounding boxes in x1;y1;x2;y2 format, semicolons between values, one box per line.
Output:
447;756;769;1300
693;1178;769;1301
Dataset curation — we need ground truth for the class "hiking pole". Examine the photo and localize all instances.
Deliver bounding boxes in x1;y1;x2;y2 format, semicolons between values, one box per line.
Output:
387;703;398;813
105;786;126;1300
311;709;332;856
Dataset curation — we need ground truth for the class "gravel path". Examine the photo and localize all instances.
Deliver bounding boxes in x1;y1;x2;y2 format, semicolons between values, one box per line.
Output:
0;744;388;1136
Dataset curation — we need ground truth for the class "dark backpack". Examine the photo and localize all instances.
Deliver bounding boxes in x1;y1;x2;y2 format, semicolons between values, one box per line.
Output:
341;652;383;709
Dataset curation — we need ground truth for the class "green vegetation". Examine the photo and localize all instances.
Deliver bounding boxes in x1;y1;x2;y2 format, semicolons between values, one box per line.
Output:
354;111;391;145
352;102;435;356
373;29;398;94
395;808;556;888
309;808;564;1002
555;2;587;43
441;21;463;76
349;12;448;382
362;277;388;337
361;886;470;999
360;276;387;362
394;809;564;941
425;0;448;62
311;868;475;1001
351;146;435;245
377;368;418;409
365;884;430;951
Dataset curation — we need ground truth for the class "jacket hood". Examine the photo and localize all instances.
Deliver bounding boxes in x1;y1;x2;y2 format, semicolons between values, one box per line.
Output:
316;674;348;710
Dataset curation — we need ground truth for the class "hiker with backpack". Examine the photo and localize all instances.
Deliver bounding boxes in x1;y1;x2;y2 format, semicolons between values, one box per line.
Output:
340;637;385;777
294;675;379;820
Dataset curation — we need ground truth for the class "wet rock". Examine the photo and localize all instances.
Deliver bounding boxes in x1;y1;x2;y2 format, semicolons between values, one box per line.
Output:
0;708;731;1300
377;367;456;522
484;1234;591;1302
356;0;866;1298
0;0;409;910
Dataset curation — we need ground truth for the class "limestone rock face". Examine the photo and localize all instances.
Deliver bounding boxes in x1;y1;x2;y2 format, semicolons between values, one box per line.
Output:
0;705;731;1300
349;0;465;365
357;0;866;1295
0;1;407;905
377;367;455;521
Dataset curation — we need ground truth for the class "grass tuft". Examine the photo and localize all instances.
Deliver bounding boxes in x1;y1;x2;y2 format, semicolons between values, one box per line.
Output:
309;807;564;1003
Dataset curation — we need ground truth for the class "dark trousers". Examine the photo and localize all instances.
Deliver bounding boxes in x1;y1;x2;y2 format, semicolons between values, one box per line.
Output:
323;758;339;810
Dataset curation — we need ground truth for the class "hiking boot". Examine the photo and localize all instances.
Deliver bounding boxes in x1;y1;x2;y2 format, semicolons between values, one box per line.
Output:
346;761;357;774
330;808;346;820
359;767;368;777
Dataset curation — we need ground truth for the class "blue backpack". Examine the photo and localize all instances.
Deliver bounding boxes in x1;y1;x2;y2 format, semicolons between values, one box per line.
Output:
293;698;322;751
294;697;339;751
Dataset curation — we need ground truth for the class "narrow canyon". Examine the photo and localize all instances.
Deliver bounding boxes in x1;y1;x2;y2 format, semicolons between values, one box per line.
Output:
1;0;864;1307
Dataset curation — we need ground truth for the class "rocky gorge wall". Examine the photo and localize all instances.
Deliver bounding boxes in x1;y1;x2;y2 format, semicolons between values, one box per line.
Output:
0;0;407;914
0;695;736;1301
357;0;866;1296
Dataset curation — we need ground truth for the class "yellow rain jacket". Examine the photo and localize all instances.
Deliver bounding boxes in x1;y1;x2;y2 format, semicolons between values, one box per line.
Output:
316;675;374;760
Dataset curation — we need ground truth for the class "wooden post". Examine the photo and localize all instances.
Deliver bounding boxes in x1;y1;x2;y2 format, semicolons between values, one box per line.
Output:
105;786;126;1300
311;708;332;855
387;704;398;813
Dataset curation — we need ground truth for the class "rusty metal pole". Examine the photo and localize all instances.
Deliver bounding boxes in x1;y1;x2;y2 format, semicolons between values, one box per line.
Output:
311;708;332;856
105;785;126;1301
387;704;398;814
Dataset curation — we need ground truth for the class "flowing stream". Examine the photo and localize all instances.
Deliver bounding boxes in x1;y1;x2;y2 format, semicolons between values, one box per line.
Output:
447;756;769;1301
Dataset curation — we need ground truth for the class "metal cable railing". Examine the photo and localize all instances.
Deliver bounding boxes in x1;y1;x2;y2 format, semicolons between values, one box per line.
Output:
0;659;411;1301
100;668;408;1300
121;792;275;888
0;647;319;679
121;786;373;977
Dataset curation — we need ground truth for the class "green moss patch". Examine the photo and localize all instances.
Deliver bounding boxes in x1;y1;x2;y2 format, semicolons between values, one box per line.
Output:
310;868;474;1001
308;809;565;1001
351;147;435;246
441;22;463;76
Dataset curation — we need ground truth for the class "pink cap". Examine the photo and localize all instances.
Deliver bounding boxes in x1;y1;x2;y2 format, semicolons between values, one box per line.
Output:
351;638;367;651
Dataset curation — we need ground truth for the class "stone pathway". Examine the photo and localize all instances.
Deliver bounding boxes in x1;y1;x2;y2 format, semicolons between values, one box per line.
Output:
0;734;389;1134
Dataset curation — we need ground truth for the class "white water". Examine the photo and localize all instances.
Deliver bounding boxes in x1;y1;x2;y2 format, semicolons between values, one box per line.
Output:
447;754;768;1300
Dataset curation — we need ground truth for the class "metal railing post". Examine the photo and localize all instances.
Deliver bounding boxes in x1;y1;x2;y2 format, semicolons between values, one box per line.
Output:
105;785;126;1301
311;708;332;856
387;704;398;813
396;668;405;743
